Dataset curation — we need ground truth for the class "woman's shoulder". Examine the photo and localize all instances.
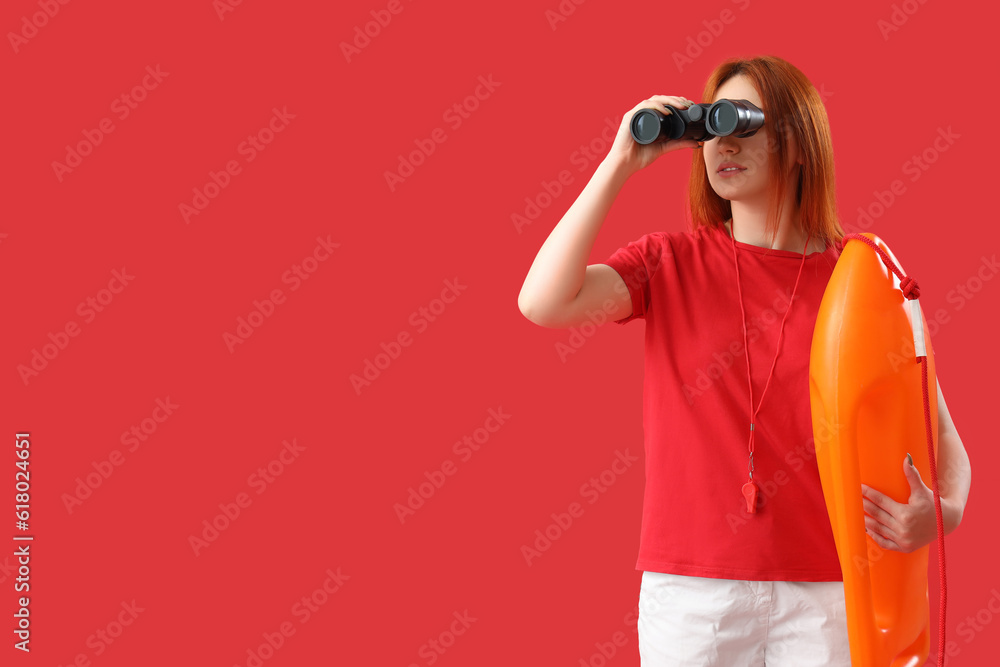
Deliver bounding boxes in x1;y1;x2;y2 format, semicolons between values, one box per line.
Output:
653;224;716;246
617;225;717;262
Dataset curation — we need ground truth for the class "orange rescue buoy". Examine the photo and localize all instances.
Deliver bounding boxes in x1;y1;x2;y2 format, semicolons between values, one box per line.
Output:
809;233;945;667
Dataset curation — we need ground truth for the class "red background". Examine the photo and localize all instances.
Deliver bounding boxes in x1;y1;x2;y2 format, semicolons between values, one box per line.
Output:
2;0;995;665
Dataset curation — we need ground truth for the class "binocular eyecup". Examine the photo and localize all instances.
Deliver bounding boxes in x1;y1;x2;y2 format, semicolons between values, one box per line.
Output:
630;99;764;145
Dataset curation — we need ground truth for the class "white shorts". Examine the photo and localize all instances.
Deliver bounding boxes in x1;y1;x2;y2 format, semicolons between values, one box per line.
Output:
638;571;852;666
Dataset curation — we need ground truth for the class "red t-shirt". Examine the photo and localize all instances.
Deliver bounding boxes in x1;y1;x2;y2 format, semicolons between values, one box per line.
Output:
604;222;845;581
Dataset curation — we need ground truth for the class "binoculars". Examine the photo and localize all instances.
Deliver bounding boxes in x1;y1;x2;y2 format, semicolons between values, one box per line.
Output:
630;98;764;144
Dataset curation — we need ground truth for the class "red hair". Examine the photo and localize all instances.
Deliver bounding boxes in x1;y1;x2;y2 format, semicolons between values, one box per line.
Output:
687;55;843;250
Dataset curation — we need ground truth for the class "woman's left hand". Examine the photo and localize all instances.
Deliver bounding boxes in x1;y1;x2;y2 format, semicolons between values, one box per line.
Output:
860;454;943;553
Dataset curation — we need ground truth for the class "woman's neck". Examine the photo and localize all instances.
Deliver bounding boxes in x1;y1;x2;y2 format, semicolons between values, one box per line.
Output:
724;217;825;254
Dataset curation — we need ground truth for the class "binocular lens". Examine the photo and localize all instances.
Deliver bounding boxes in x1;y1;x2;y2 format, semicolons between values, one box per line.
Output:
705;99;764;138
628;99;764;145
631;109;662;144
709;105;736;134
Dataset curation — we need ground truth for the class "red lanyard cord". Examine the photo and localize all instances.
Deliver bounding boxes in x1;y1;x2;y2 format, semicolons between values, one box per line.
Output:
728;223;812;512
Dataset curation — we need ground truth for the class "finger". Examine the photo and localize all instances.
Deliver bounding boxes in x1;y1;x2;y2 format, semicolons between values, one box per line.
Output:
865;514;899;541
861;484;898;512
866;526;901;552
632;100;672;117
648;96;692;110
864;506;898;537
660;139;696;156
862;496;895;526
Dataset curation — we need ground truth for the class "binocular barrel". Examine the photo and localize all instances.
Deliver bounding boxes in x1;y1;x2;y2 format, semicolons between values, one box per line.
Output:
630;99;764;145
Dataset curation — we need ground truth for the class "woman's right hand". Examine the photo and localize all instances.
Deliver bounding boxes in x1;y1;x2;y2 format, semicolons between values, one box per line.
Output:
605;95;702;177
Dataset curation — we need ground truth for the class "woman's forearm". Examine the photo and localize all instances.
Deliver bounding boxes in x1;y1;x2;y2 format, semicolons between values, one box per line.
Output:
937;430;971;533
518;158;631;320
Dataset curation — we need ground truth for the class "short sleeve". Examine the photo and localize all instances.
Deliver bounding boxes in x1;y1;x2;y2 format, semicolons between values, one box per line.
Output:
602;232;668;325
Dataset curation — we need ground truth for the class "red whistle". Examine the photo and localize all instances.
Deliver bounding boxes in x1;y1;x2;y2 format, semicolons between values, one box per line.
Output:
742;481;758;514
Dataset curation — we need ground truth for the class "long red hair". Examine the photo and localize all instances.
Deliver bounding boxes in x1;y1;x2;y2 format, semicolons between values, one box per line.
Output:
687;55;843;250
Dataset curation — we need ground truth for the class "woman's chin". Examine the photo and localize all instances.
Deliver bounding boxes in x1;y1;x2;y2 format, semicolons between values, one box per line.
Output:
710;179;760;200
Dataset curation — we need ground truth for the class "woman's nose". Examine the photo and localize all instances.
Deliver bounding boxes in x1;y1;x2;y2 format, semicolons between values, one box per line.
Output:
711;139;736;153
715;134;741;152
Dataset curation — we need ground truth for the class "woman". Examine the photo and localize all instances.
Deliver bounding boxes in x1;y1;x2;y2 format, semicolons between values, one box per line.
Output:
517;55;969;665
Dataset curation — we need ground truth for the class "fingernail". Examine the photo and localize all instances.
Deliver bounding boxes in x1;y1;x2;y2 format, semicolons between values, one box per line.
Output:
906;452;914;467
